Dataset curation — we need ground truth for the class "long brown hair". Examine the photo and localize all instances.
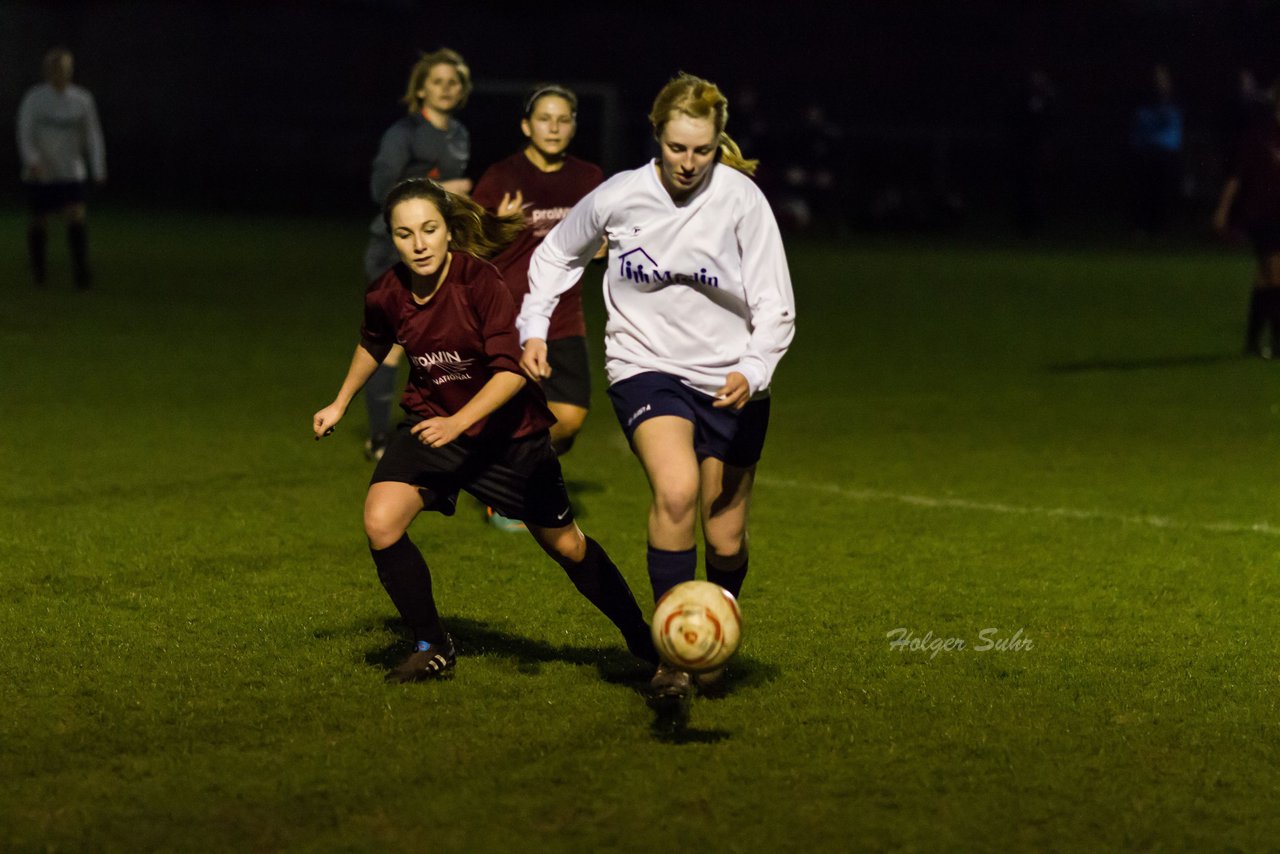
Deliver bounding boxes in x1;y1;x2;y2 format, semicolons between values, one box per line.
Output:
382;179;522;260
648;72;758;176
402;48;472;114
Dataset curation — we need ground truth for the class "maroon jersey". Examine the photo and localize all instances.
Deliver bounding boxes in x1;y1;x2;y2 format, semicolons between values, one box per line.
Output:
360;253;555;441
473;152;604;339
1233;119;1280;227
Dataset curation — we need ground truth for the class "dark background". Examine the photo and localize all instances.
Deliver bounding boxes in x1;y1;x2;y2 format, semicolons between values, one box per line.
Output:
4;0;1280;227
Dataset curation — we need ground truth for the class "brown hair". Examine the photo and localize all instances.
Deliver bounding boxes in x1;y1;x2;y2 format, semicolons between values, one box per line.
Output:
382;179;522;260
402;48;472;113
648;72;758;176
523;83;578;118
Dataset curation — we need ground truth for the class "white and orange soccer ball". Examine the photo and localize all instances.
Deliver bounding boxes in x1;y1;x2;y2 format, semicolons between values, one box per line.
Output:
651;581;742;672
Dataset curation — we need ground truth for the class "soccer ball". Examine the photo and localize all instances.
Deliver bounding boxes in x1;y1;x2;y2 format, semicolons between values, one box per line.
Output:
651;581;742;672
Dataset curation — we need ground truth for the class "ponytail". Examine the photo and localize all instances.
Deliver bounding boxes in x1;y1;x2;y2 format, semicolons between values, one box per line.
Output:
717;131;758;177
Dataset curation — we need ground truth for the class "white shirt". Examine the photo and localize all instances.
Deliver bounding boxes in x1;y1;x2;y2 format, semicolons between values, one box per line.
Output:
16;83;107;184
519;160;795;397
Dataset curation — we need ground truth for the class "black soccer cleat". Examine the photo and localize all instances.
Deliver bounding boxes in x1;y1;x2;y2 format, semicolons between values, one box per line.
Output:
386;635;456;682
648;663;692;701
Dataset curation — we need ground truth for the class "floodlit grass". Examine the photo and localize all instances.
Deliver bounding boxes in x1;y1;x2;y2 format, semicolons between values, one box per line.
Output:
2;210;1278;850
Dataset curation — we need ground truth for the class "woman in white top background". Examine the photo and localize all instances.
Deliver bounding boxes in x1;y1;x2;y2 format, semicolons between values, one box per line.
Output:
518;72;796;700
17;47;107;289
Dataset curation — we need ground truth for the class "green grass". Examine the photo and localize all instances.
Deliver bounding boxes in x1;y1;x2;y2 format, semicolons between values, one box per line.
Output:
3;210;1278;851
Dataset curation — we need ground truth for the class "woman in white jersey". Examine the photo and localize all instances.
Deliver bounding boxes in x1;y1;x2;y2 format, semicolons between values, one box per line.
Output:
17;47;106;289
518;73;796;700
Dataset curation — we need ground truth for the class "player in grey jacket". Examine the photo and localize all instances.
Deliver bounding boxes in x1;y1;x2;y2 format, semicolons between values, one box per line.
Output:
17;47;106;288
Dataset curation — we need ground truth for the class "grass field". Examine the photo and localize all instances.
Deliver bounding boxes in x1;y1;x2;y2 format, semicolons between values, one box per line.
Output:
3;209;1279;851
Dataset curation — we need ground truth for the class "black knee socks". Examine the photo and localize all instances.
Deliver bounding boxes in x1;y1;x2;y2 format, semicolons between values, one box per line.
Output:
27;224;47;284
370;534;446;645
563;537;655;662
647;545;697;603
1264;289;1280;352
706;553;749;600
68;221;90;288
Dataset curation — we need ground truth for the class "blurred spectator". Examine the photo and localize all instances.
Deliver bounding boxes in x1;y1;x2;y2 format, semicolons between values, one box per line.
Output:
16;46;106;289
1219;68;1272;175
1008;69;1057;237
1213;83;1280;358
732;85;771;161
363;48;474;462
1129;64;1184;236
778;102;844;231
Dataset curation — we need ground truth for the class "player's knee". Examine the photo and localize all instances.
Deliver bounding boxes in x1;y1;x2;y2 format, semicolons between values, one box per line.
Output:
363;506;406;550
548;409;586;455
1265;256;1280;287
533;523;586;564
705;539;748;570
550;433;575;456
653;484;699;525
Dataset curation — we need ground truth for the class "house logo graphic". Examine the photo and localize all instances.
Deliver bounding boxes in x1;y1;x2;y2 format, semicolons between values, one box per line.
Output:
617;247;720;289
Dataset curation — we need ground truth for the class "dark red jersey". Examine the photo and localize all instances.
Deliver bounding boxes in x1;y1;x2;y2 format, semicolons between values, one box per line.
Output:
1233;119;1280;226
360;253;555;441
473;152;603;339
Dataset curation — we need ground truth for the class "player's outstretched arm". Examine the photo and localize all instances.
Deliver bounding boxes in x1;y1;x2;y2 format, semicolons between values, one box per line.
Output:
313;345;382;439
1213;176;1240;234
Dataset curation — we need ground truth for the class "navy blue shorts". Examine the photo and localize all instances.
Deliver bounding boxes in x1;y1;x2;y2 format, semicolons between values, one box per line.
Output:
607;372;771;467
371;424;573;527
26;182;86;215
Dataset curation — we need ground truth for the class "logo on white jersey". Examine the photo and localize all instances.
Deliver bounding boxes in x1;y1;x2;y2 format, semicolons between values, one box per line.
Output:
618;247;719;289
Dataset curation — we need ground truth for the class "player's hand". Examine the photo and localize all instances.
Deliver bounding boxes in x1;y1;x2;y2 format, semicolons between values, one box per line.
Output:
312;403;345;439
520;338;551;380
412;416;464;448
712;372;750;410
498;190;525;216
440;177;473;196
592;237;608;260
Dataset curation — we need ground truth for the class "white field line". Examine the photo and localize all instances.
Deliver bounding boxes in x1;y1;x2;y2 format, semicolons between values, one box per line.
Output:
758;477;1280;538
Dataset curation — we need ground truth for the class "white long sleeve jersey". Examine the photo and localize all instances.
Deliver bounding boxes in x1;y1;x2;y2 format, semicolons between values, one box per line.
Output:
16;83;106;183
518;160;795;398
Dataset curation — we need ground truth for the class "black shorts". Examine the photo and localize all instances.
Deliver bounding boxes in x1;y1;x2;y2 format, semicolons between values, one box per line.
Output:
1248;220;1280;259
607;371;771;467
26;182;86;215
370;423;574;527
541;336;591;409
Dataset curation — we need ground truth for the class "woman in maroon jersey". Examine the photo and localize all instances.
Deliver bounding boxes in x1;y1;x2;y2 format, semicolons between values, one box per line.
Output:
313;178;654;681
1214;87;1280;358
473;85;606;464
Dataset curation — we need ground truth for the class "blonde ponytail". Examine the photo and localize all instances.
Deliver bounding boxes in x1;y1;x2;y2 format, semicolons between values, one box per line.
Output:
717;131;758;176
